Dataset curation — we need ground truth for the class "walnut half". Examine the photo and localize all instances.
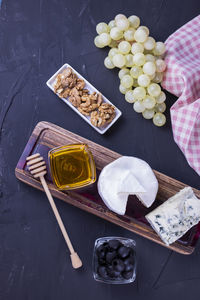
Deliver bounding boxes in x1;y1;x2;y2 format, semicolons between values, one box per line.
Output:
54;67;78;96
68;87;81;107
91;111;106;127
90;103;116;127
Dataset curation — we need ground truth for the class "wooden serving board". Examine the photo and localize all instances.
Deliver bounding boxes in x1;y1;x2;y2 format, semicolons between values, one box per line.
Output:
15;121;200;255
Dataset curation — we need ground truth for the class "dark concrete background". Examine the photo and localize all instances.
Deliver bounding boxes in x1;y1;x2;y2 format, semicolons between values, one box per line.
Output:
0;0;200;299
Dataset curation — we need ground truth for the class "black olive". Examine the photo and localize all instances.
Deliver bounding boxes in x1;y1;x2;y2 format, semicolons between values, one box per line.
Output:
124;255;134;264
124;256;134;272
98;266;108;279
112;259;125;272
108;239;121;250
102;242;109;251
97;244;104;253
124;263;133;272
97;244;108;259
98;258;106;265
122;270;133;280
106;251;117;263
117;246;130;259
106;265;121;278
97;248;106;259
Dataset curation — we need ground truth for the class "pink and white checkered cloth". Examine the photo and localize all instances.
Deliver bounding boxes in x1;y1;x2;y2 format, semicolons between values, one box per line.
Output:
162;15;200;176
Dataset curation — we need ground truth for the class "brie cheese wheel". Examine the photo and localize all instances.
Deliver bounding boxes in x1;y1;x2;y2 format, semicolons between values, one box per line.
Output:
97;156;158;215
146;187;200;245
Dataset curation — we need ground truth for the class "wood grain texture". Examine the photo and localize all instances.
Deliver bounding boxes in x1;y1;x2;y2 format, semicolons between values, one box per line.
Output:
15;121;200;255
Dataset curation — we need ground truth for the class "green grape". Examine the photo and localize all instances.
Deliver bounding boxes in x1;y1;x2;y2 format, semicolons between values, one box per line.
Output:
133;100;145;113
156;91;166;103
96;22;109;34
94;36;105;48
134;28;148;43
104;56;115;69
138;26;149;35
133;87;146;100
112;54;126;68
99;33;111;46
143;95;156;109
143;62;156;75
116;17;130;31
118;68;130;79
110;27;123;40
115;14;126;21
133;53;146;66
145;54;156;62
153;113;166;126
96;23;109;35
155;102;166;113
128;15;140;28
124;28;135;41
119;84;130;94
108;20;116;29
118;41;131;54
130;66;143;78
153;42;166;55
142;109;155;119
125;90;136;103
147;83;161;97
153;72;163;83
121;75;133;88
138;74;150;87
143;37;155;50
155;59;166;72
131;42;144;54
108;48;119;59
125;54;134;67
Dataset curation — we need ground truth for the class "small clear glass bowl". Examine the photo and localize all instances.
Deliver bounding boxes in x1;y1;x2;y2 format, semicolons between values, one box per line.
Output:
92;237;137;284
48;144;96;190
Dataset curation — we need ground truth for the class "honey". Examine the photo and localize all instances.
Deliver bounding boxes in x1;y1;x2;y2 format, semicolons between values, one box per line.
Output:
48;144;96;190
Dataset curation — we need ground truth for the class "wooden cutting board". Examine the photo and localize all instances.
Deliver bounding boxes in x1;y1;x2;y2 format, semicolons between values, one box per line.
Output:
15;121;200;255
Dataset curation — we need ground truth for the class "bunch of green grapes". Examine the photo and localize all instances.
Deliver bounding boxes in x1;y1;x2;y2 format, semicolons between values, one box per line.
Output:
94;14;167;127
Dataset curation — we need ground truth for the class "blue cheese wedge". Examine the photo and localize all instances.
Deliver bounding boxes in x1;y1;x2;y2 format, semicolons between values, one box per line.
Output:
145;187;200;245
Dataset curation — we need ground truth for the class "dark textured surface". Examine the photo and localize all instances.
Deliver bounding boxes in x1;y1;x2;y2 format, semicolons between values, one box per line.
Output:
0;1;200;299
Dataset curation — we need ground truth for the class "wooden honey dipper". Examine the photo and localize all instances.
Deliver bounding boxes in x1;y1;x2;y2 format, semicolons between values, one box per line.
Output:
26;153;82;269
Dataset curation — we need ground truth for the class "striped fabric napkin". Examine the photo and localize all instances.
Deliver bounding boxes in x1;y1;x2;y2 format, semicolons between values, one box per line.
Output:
162;15;200;175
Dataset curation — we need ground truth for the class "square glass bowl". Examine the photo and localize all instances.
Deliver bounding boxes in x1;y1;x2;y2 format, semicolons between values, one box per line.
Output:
48;144;96;190
93;237;136;284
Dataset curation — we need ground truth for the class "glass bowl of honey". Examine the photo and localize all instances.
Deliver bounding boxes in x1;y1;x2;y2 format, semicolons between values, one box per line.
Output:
48;144;96;190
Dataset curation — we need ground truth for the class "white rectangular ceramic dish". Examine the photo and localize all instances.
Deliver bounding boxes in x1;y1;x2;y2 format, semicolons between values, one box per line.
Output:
46;63;122;134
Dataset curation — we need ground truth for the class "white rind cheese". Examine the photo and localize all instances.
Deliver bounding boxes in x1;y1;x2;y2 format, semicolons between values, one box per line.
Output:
145;187;200;245
98;156;158;215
